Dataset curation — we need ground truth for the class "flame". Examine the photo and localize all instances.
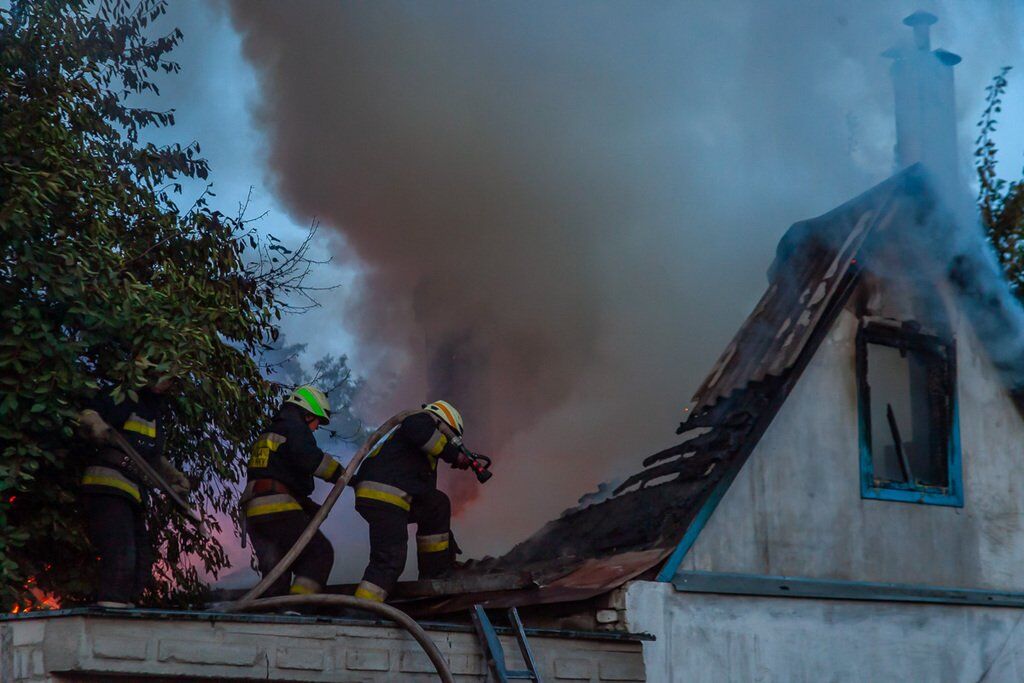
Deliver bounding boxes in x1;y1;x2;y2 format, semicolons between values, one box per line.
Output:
8;575;60;614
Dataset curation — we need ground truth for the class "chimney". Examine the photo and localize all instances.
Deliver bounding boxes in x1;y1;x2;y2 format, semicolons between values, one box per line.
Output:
884;11;961;184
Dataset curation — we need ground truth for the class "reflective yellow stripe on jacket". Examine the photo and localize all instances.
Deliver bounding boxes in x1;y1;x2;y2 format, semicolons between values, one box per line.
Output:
244;493;303;518
422;431;447;457
365;427;398;459
314;453;341;481
422;430;447;471
354;481;412;511
248;432;286;469
82;465;142;503
123;413;157;438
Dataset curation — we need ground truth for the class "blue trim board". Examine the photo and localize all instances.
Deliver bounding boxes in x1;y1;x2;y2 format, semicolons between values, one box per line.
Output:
656;470;736;582
655;263;865;583
673;570;1024;608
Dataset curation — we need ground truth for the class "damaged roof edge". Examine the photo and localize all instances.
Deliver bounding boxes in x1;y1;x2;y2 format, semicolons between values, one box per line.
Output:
660;252;865;579
374;167;952;617
689;165;929;413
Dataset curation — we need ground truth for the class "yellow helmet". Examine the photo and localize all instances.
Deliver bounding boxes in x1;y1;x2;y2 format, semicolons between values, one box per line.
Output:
285;385;331;424
423;400;463;436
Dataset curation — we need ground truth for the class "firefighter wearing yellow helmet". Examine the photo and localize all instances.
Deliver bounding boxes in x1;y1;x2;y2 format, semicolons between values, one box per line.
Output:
350;400;471;603
242;385;343;599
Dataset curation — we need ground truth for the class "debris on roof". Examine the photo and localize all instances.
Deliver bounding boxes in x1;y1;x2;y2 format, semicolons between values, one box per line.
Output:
398;165;941;617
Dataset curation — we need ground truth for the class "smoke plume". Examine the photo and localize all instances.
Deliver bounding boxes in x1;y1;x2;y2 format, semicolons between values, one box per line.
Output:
224;1;1022;556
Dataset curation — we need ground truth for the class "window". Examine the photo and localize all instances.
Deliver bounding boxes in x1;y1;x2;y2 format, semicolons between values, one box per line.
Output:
855;320;962;506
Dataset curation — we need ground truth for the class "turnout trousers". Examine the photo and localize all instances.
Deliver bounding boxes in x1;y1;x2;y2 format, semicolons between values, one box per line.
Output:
246;508;335;596
82;491;154;604
354;486;454;602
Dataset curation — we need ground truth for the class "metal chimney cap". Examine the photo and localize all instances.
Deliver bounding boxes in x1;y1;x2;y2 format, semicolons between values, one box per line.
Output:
934;48;962;66
903;11;938;27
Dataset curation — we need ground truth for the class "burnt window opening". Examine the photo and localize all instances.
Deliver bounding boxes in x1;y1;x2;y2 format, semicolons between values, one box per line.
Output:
856;320;962;507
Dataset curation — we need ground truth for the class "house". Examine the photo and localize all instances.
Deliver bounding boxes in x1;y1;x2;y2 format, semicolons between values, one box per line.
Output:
3;10;1021;683
400;11;1024;681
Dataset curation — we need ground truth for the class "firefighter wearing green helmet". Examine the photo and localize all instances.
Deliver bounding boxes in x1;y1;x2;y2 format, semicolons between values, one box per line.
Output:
242;385;343;598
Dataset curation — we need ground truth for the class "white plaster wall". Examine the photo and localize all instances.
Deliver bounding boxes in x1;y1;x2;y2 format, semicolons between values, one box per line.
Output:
680;303;1024;591
626;581;1024;683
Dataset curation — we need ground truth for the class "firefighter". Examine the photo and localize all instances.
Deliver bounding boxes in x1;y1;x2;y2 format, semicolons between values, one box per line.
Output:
351;400;471;603
242;385;343;597
77;377;190;608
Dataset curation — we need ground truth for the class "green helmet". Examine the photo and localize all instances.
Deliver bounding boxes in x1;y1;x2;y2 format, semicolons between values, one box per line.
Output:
284;385;331;424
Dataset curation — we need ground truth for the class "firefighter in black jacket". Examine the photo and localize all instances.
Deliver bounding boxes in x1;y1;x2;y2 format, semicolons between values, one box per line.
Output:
243;385;344;597
351;400;471;603
77;378;190;608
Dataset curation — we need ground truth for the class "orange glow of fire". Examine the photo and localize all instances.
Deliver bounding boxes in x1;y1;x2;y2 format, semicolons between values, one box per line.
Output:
9;575;60;614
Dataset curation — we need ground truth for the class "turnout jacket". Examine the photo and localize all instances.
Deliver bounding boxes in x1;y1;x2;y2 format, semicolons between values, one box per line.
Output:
352;411;462;509
81;389;168;505
243;404;343;518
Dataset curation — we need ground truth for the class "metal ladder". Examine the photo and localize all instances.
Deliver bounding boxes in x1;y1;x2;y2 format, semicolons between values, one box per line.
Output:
471;605;543;682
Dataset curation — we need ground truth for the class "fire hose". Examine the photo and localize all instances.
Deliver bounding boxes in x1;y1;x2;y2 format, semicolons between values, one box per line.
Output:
225;411;493;681
105;430;210;538
227;410;418;610
229;409;493;609
237;594;454;683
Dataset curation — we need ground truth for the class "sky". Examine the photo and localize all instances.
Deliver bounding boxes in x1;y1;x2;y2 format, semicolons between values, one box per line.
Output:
149;1;1024;585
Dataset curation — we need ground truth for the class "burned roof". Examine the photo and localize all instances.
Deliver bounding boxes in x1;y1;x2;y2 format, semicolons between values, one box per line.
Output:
390;165;1021;615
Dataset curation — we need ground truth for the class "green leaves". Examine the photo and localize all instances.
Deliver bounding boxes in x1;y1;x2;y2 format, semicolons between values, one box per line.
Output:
976;67;1024;296
0;0;293;609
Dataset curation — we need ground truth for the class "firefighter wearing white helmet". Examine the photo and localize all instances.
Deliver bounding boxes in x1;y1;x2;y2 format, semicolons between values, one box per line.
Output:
423;400;463;436
350;400;471;603
241;385;342;600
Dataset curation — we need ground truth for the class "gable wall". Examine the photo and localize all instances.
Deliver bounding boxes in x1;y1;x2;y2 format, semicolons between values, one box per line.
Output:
679;301;1024;590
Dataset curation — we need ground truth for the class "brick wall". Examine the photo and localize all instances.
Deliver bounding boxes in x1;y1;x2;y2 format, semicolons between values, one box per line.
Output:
0;611;645;682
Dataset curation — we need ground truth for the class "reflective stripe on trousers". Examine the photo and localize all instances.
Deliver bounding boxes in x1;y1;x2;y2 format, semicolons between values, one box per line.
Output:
354;481;412;511
354;580;387;602
417;532;450;554
245;493;303;518
290;575;321;595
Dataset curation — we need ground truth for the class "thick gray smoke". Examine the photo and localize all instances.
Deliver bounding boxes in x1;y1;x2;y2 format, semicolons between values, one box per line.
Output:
224;1;1022;555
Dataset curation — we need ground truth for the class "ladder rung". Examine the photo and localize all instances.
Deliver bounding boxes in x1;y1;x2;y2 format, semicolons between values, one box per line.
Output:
471;604;543;682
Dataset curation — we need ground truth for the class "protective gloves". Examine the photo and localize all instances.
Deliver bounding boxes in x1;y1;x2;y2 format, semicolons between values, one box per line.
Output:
77;409;112;444
157;457;191;496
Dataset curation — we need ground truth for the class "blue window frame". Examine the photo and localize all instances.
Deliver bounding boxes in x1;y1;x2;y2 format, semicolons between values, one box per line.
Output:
856;320;962;507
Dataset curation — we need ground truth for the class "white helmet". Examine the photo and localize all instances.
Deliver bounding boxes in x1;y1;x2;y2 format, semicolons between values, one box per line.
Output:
423;400;463;436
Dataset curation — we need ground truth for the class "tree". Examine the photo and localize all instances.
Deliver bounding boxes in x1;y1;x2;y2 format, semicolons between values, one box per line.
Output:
0;0;318;608
976;66;1024;293
259;336;372;452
